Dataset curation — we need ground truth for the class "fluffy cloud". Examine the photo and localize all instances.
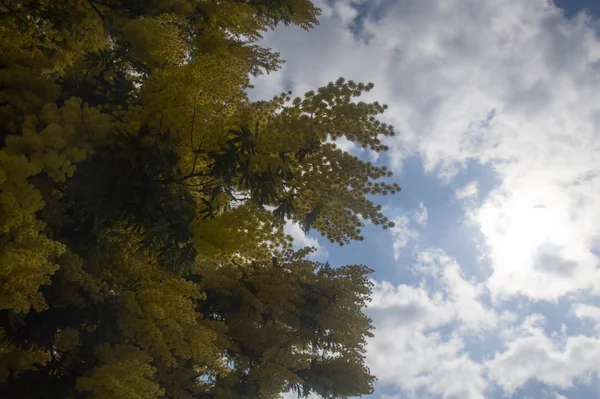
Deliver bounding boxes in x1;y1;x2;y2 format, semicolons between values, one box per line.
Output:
366;249;497;399
332;136;357;153
284;221;329;259
369;275;600;398
487;310;600;394
281;391;322;399
477;182;600;300
414;202;428;226
456;181;478;200
389;216;419;261
573;303;600;333
281;392;320;399
371;0;600;301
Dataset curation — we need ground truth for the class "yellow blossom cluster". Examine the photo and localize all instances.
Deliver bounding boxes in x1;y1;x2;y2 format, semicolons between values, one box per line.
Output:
0;332;50;383
0;0;391;397
191;205;288;261
0;97;115;312
3;100;100;182
0;150;64;311
102;229;220;366
75;344;165;399
124;14;190;70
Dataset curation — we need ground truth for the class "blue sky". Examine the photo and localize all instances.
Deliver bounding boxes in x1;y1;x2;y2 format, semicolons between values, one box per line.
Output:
555;0;600;18
251;1;600;398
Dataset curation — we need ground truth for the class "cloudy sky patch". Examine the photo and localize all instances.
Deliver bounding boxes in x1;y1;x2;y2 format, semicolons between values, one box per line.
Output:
261;1;600;397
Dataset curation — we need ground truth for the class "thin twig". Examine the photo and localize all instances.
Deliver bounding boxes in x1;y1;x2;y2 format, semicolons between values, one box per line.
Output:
156;172;206;184
153;115;164;145
80;107;93;142
215;89;245;115
189;104;201;174
86;0;105;20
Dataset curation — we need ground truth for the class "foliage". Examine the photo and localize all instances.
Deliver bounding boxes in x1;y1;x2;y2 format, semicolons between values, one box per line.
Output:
0;0;399;398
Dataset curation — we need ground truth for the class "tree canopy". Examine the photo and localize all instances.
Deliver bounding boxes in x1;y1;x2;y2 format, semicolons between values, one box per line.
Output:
0;0;399;398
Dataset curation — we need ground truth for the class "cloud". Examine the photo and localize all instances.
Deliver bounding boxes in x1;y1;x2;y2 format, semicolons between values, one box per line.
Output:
572;303;600;333
369;286;600;398
486;311;600;395
416;249;499;333
366;249;497;399
456;181;479;200
331;137;381;162
414;202;428;226
476;182;600;301
389;216;418;261
284;221;329;259
332;137;357;153
281;392;321;399
370;0;600;302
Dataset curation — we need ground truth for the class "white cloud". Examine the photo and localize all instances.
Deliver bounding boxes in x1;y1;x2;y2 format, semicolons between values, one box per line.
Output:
486;312;600;395
456;181;479;200
331;137;381;162
390;216;418;261
367;249;497;399
333;136;357;153
332;0;359;26
281;392;321;399
414;202;428;226
477;181;600;301
416;249;499;333
572;303;600;333
375;0;600;302
284;221;328;259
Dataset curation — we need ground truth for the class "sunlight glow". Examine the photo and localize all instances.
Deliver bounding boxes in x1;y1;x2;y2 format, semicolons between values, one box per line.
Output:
474;180;597;299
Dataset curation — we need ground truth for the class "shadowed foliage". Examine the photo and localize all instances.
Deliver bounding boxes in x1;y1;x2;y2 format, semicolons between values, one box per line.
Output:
0;0;399;397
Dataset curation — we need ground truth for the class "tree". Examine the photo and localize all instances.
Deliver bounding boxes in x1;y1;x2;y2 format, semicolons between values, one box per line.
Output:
0;0;400;398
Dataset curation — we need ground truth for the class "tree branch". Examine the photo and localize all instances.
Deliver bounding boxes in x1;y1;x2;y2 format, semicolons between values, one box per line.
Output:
86;0;105;20
215;89;245;115
155;172;207;184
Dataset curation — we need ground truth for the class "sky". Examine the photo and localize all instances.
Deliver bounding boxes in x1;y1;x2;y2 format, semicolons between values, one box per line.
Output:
250;1;600;398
